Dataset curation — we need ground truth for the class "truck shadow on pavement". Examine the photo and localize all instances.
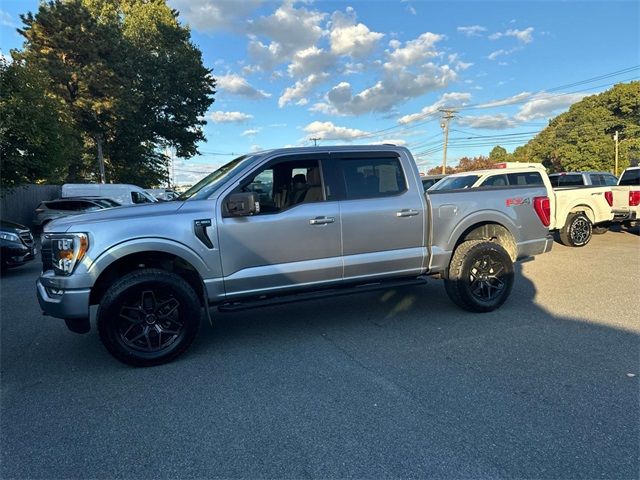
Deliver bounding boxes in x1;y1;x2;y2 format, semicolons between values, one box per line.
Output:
1;261;638;479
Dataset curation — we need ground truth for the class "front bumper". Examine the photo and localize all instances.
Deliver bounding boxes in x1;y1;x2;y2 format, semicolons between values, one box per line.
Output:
36;278;90;320
1;244;36;266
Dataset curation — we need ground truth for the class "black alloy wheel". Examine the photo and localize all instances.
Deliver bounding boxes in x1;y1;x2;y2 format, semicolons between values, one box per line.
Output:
97;269;201;366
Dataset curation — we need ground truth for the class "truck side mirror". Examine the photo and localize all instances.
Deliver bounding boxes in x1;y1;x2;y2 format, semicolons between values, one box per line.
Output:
226;192;259;216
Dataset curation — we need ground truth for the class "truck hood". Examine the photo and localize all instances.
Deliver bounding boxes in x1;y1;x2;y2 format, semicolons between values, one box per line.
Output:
46;201;185;233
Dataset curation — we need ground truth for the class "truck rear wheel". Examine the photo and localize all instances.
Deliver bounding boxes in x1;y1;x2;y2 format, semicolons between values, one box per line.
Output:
97;268;201;367
559;212;592;247
444;240;514;313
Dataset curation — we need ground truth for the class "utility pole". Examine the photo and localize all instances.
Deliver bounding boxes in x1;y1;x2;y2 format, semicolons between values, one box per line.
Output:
439;109;456;174
614;130;619;176
96;133;106;184
310;137;321;147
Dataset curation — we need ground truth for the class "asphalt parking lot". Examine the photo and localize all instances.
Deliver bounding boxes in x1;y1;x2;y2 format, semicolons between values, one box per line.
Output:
1;229;639;479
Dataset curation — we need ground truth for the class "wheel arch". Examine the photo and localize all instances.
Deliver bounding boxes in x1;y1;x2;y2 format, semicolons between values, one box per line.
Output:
446;211;519;261
89;246;209;307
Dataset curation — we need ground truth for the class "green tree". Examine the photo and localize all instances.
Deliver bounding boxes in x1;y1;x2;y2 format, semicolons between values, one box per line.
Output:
0;59;80;189
12;0;215;186
518;82;640;173
488;145;511;163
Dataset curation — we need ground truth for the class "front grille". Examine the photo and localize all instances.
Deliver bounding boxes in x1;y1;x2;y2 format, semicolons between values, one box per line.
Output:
41;235;53;272
19;230;34;246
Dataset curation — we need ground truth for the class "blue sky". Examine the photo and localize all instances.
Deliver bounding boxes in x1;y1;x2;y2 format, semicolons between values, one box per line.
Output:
1;0;638;184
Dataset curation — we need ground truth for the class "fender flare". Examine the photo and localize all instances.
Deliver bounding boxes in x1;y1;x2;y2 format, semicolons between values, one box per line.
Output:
87;237;212;279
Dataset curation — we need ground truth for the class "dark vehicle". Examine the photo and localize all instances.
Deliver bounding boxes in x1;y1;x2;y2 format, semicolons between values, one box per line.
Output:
421;174;446;191
1;220;36;270
33;197;120;230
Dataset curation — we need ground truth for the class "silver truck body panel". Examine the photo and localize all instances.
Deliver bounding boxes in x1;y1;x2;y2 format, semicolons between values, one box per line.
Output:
38;145;553;321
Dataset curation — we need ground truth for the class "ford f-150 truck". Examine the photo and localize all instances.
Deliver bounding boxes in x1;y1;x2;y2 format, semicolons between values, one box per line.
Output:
431;163;615;247
37;146;553;366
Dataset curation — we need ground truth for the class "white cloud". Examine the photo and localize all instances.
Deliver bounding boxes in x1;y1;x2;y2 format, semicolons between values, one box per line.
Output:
247;2;327;69
241;128;261;137
330;7;384;57
287;47;336;77
279;73;329;107
168;0;261;31
514;92;586;121
398;92;472;124
487;48;520;60
217;73;271;99
172;158;223;185
384;32;442;69
457;25;487;37
506;27;535;43
315;62;456;115
458;114;518;130
303;121;370;140
313;30;455;116
376;138;407;146
476;91;532;108
209;111;253;123
490;27;534;43
0;9;16;27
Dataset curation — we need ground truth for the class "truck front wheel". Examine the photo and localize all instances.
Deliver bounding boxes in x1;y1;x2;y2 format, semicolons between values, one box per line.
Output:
97;268;201;367
444;240;514;313
559;212;592;247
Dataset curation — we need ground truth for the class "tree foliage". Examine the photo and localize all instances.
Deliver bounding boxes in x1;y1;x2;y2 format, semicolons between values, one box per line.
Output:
512;82;640;173
426;155;499;175
2;0;215;188
0;59;80;188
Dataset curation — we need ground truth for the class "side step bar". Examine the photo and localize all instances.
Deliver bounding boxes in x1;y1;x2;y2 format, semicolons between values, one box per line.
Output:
217;277;429;313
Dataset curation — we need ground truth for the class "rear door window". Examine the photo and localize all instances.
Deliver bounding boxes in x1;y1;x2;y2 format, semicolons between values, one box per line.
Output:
480;174;508;187
338;157;406;200
603;175;618;186
507;172;544;186
557;175;584;187
619;169;640;186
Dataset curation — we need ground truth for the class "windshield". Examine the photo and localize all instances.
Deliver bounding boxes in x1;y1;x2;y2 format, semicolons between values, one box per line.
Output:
178;155;257;200
430;175;480;191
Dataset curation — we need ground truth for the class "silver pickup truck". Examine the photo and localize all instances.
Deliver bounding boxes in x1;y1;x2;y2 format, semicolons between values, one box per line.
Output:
37;146;553;366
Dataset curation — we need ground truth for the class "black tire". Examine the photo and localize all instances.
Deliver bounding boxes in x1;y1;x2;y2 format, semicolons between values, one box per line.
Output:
97;268;201;367
444;240;514;313
559;213;592;247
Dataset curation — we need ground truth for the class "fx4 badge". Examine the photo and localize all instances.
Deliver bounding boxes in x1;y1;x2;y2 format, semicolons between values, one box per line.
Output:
506;197;531;207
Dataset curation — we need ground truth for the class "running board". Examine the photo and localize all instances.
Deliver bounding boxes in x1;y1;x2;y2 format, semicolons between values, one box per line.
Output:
216;277;428;313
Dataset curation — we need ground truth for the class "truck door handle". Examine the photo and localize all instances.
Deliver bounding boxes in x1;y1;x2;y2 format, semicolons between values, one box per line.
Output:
309;216;335;225
396;209;419;217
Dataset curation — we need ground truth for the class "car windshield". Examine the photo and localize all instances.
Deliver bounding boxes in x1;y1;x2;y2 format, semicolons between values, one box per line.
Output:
430;175;480;191
178;154;257;200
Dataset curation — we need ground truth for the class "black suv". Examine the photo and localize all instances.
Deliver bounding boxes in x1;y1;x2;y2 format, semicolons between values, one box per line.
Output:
1;220;36;270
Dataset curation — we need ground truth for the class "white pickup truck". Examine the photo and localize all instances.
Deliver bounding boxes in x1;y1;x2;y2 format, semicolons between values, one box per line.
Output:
430;163;615;247
610;166;640;227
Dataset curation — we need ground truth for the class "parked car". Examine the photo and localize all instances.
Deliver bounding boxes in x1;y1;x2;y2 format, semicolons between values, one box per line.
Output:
38;145;553;366
431;162;614;247
33;198;120;230
1;220;36;270
610;166;640;227
145;188;179;201
549;171;618;187
421;174;446;191
62;183;157;205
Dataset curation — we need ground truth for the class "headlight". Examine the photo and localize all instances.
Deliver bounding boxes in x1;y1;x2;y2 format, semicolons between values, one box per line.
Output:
0;232;20;242
50;233;89;275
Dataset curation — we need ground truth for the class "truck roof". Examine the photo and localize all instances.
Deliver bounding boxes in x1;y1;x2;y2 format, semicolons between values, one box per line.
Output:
253;144;410;156
445;162;546;178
